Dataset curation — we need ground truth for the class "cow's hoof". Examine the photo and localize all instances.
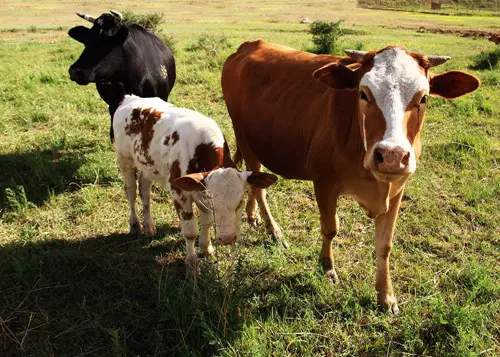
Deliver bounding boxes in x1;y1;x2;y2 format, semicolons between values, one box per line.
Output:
325;268;339;283
144;224;157;237
248;216;260;228
129;222;142;236
185;254;198;272
201;244;215;257
267;224;282;239
378;295;399;314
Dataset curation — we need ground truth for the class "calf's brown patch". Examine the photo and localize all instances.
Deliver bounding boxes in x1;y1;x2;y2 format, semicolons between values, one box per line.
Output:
125;107;163;166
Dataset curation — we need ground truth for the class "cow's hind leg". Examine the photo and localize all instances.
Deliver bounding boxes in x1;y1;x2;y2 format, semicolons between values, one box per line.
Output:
313;181;340;283
139;172;156;236
118;160;141;236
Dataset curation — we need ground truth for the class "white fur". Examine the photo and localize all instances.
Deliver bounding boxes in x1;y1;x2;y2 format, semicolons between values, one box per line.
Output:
360;48;429;172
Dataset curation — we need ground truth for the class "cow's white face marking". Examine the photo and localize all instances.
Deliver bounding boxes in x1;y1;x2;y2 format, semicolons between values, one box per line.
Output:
201;168;247;242
360;48;429;173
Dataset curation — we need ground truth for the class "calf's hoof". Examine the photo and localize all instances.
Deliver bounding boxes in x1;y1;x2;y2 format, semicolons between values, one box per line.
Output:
185;254;198;272
201;244;215;257
144;224;157;237
378;294;399;314
129;222;142;236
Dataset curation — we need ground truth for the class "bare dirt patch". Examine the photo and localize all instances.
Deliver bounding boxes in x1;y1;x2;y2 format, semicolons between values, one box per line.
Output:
408;26;500;44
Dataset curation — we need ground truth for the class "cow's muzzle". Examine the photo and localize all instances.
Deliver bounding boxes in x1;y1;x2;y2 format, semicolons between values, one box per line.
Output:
69;67;93;85
216;234;237;245
366;144;414;182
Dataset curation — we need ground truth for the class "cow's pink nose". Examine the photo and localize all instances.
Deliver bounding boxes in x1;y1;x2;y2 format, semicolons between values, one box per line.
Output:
374;147;410;172
217;235;237;245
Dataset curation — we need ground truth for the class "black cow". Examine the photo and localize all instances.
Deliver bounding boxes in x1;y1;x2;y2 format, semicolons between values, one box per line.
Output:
68;10;176;140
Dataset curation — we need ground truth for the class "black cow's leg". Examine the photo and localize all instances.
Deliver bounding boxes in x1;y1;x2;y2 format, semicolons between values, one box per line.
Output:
108;105;117;142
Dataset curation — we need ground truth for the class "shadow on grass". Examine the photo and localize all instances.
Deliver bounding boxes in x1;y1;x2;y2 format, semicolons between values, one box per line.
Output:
0;223;252;357
0;144;114;209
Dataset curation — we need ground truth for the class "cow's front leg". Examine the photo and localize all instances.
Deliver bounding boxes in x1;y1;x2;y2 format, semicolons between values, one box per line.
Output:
139;172;156;236
374;189;404;313
199;210;214;257
172;193;198;268
246;186;260;227
314;181;340;282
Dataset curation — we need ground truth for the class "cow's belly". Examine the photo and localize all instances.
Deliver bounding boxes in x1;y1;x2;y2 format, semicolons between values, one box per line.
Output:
245;132;312;180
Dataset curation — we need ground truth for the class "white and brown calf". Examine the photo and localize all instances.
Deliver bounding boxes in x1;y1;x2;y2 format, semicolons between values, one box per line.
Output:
113;95;277;266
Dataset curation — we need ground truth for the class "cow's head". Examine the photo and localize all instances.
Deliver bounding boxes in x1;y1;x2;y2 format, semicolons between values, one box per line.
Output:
313;46;480;183
68;10;127;85
172;168;277;244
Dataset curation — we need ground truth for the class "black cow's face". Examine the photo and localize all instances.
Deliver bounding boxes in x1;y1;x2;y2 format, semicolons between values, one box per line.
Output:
68;13;128;85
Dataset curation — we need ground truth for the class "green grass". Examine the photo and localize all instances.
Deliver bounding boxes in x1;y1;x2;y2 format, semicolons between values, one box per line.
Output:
0;1;499;356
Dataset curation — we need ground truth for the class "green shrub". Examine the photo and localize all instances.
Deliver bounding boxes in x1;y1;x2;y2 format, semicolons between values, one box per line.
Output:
121;11;177;53
309;20;345;54
469;47;500;70
122;11;165;32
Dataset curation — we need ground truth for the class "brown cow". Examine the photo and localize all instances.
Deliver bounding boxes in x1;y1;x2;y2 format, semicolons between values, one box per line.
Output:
221;40;480;312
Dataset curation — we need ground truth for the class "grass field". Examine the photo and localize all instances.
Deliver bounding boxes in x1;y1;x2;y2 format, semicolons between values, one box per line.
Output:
0;1;499;356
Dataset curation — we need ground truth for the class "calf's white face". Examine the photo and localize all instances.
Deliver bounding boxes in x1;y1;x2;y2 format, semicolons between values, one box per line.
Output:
173;168;277;244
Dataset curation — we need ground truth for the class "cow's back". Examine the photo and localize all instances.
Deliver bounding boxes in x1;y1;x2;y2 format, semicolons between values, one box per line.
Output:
222;40;357;179
114;96;227;186
124;26;176;100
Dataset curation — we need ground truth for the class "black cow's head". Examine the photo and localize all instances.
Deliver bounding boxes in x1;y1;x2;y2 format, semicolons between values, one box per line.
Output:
68;11;128;85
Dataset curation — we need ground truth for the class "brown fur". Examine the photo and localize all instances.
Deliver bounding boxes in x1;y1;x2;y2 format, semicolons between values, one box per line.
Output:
125;107;162;166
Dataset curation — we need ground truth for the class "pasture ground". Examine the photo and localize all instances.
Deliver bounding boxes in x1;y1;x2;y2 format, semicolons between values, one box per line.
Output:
0;1;499;356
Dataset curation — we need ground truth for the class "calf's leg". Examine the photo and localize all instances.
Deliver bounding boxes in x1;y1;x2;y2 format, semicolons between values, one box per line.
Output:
139;172;156;236
120;166;141;236
171;192;198;268
374;189;403;313
199;210;214;257
314;181;340;282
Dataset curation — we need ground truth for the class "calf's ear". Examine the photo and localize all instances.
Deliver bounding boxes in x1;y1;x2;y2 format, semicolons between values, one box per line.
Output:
172;173;208;192
313;63;358;90
430;71;480;99
68;26;89;43
245;172;278;189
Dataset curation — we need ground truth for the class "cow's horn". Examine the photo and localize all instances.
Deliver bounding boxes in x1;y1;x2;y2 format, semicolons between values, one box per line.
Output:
344;50;367;62
76;12;95;23
427;55;451;67
110;10;123;22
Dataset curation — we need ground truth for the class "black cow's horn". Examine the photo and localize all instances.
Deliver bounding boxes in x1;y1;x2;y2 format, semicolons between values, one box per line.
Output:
344;50;367;62
110;10;123;22
76;12;95;23
427;55;451;67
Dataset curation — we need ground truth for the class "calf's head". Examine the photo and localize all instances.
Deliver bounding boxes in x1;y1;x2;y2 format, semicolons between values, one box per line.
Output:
172;168;277;244
68;10;127;85
313;46;480;182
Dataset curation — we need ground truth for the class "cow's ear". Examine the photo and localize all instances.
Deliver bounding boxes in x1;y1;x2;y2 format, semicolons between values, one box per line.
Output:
313;63;358;90
68;26;89;43
430;71;480;99
244;172;277;189
172;173;208;192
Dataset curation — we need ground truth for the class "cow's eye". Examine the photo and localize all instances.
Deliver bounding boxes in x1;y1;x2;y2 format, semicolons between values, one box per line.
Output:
420;95;428;104
360;91;368;101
